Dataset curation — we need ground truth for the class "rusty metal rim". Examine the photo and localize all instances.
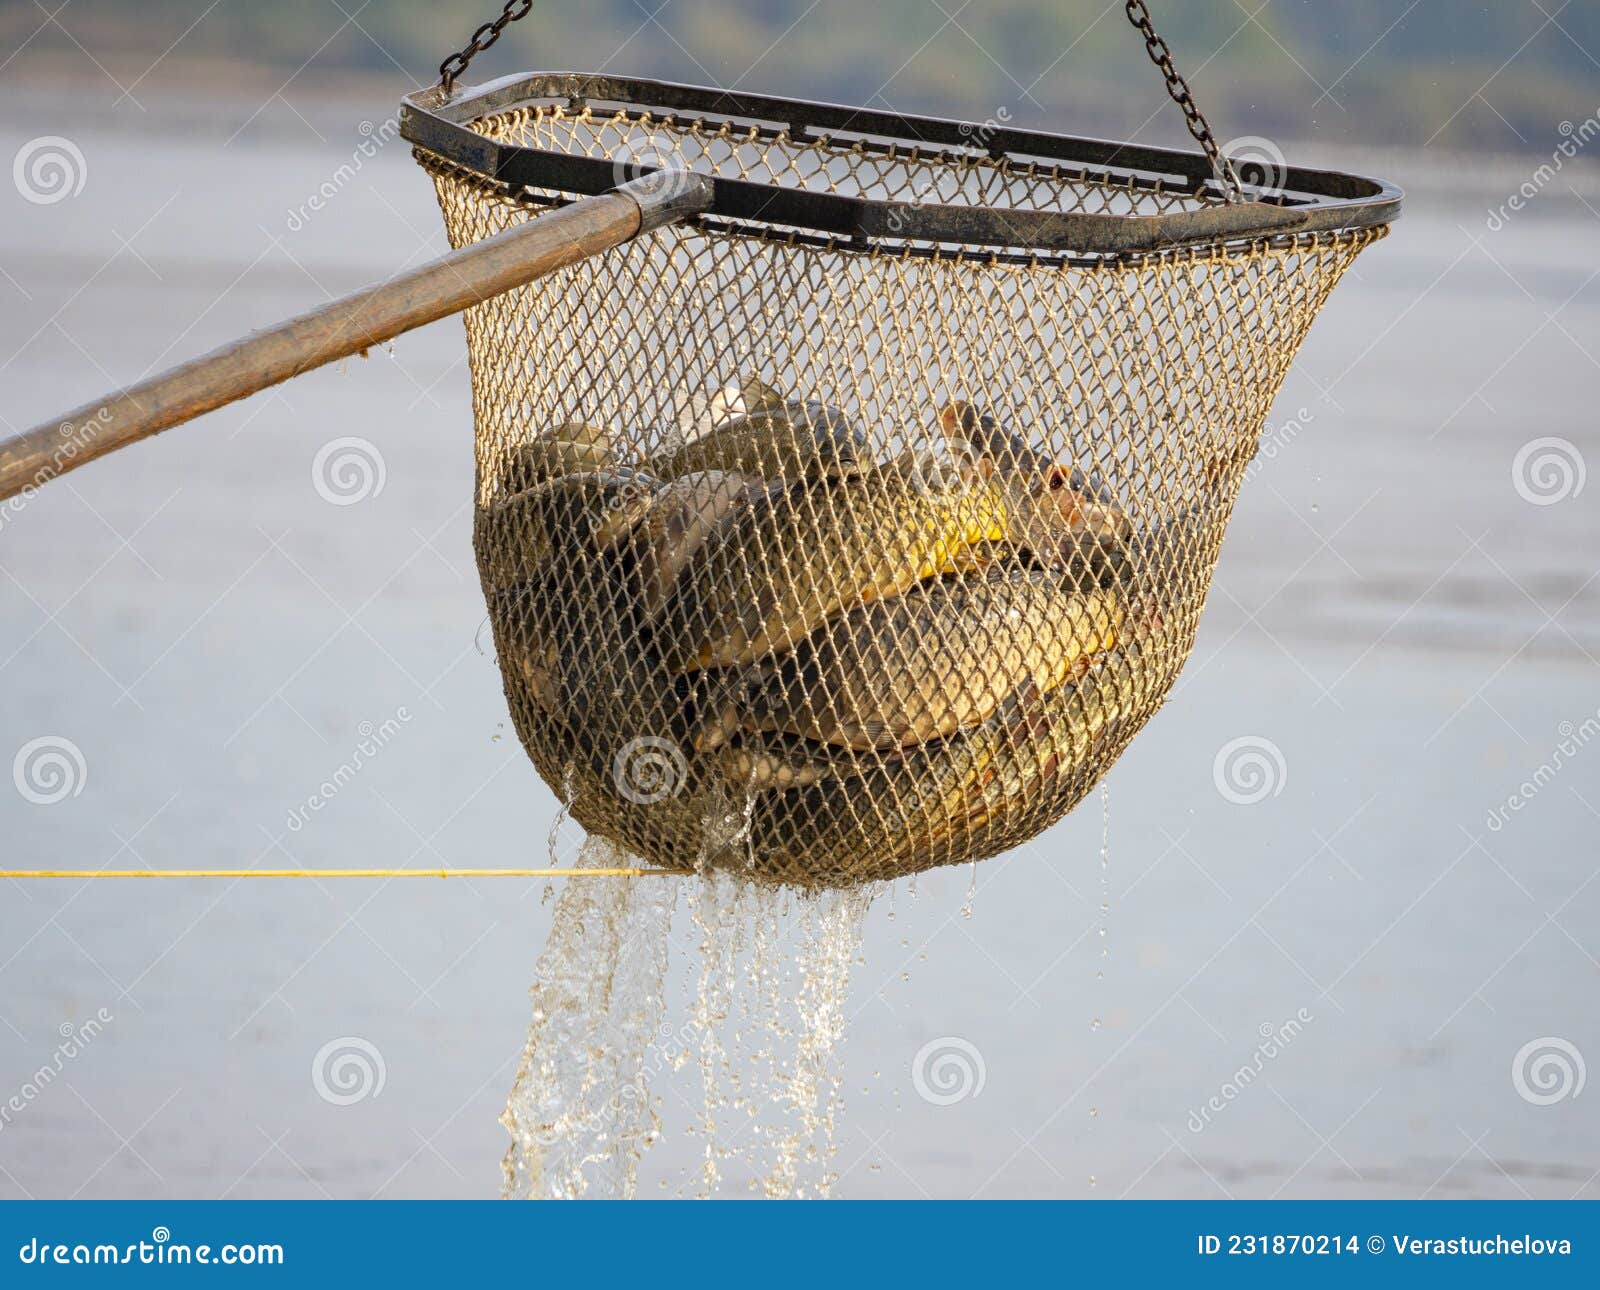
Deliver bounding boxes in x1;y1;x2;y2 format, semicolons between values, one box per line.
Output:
400;71;1402;256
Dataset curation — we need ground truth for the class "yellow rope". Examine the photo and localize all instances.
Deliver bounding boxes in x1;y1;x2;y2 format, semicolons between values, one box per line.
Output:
0;877;694;883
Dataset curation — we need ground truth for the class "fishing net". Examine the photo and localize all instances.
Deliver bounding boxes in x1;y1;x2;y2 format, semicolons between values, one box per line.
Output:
411;84;1390;889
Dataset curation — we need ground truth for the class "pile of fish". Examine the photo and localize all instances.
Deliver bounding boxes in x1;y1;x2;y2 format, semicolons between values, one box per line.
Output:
480;379;1198;885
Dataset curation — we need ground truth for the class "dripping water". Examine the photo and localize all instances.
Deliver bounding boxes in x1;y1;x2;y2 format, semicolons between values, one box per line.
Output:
507;834;876;1199
1098;779;1111;973
500;836;674;1199
680;871;874;1197
542;765;577;905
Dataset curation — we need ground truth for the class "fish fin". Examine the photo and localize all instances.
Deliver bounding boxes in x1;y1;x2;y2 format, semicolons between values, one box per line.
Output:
692;680;742;751
1000;678;1053;743
937;400;976;442
740;376;788;414
857;720;896;749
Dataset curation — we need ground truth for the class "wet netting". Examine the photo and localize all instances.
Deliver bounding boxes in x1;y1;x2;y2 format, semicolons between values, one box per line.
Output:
411;82;1391;889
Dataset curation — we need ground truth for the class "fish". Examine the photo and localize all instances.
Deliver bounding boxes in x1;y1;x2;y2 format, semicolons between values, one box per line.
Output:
956;605;1184;851
673;375;789;448
656;469;1011;672
476;468;661;595
700;569;1121;753
651;399;868;482
705;606;1181;886
708;731;879;791
498;422;619;495
489;552;702;813
623;470;768;615
939;400;1131;589
709;689;1026;884
939;401;1118;509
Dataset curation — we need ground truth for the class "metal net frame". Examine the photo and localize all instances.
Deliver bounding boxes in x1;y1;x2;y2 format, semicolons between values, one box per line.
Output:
404;74;1394;888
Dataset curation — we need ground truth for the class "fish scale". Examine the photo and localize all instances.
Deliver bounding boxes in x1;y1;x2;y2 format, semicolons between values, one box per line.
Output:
707;569;1121;754
656;469;1011;672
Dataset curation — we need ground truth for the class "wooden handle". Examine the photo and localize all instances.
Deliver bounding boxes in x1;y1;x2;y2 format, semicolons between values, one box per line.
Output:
0;174;712;503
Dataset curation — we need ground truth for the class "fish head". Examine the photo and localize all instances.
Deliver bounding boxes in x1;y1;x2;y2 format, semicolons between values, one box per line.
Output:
1039;463;1131;540
937;400;1044;475
588;467;664;549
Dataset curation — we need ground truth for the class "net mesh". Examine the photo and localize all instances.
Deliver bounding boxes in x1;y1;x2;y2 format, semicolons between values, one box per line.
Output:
417;101;1385;888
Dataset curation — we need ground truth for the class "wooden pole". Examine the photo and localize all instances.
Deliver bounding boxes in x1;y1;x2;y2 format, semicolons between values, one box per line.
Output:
0;174;712;503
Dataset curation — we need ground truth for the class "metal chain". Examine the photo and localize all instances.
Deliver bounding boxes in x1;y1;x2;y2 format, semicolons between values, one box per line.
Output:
432;0;1245;199
1122;1;1246;202
438;0;535;93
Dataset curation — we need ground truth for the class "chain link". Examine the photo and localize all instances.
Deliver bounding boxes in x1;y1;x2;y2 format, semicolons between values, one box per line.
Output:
1122;1;1245;202
438;0;535;93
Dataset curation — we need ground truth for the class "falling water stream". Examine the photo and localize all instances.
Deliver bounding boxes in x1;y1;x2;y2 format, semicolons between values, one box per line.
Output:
501;839;875;1199
502;778;1114;1199
500;837;675;1199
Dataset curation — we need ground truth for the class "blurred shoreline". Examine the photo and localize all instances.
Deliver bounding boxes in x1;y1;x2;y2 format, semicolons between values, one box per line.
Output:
5;56;1600;201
